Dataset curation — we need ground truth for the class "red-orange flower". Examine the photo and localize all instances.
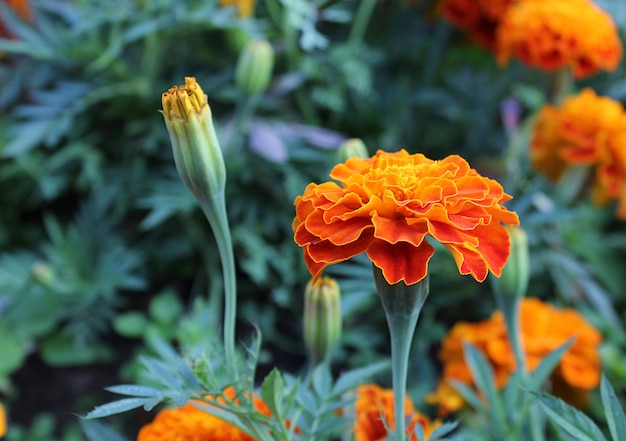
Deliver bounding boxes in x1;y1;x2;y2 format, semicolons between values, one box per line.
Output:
531;88;626;219
137;388;270;441
293;150;519;285
426;297;602;415
440;0;517;49
495;0;622;79
355;384;440;441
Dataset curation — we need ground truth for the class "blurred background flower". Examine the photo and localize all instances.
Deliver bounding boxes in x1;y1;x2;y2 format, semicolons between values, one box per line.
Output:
427;297;602;415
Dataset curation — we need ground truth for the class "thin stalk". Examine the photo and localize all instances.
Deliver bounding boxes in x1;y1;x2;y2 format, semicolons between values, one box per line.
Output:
495;294;525;376
281;3;318;124
199;195;238;378
494;292;545;441
373;266;429;441
347;0;377;49
387;312;420;441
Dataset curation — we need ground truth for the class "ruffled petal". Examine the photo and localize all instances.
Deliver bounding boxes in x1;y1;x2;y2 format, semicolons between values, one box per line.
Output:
366;239;435;285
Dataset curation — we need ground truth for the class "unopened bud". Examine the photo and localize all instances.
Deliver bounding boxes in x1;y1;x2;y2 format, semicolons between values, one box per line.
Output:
491;226;529;299
337;138;369;162
31;262;55;286
235;40;274;96
161;77;226;203
304;277;342;364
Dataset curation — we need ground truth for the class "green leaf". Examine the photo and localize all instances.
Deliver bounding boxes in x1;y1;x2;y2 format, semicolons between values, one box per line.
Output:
331;360;389;397
463;342;502;412
463;342;507;432
448;379;485;412
0;331;25;374
113;312;148;338
149;290;183;325
427;421;459;440
537;393;608;441
527;339;573;391
80;419;129;441
84;397;155;419
40;334;111;367
105;384;164;398
600;374;626;441
261;368;285;418
312;364;332;397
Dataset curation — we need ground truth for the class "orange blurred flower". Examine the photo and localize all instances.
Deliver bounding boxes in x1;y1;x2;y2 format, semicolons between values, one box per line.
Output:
137;388;271;441
0;0;32;38
293;149;519;285
355;384;440;441
219;0;255;18
531;88;626;218
495;0;622;78
440;0;517;49
427;297;602;415
0;403;6;437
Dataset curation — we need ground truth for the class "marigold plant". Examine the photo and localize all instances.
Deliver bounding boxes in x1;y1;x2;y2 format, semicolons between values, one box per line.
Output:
427;297;602;415
137;388;270;441
354;384;440;441
439;0;516;49
293;149;519;285
531;88;626;218
495;0;622;78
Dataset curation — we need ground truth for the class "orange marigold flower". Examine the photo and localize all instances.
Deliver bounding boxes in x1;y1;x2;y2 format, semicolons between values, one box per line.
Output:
440;0;517;49
219;0;255;17
355;384;440;441
137;388;270;441
293;149;519;285
495;0;623;79
531;88;626;219
427;297;602;415
0;403;6;437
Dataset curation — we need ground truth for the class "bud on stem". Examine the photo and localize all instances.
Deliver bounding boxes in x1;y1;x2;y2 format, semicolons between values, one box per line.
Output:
303;277;342;365
235;40;274;96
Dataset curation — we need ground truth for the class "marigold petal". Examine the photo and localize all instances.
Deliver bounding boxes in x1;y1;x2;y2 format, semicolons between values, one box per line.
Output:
307;230;374;265
371;213;428;246
366;239;435;285
305;209;373;246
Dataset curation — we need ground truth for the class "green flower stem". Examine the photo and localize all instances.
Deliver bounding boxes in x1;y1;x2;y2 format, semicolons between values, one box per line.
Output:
199;195;238;378
348;0;377;50
548;68;573;105
373;266;429;441
494;293;525;376
493;289;544;441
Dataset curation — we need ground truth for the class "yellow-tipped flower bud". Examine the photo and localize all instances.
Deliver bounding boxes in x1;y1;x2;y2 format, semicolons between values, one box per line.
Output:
303;277;342;364
337;138;369;162
492;225;529;299
161;77;226;203
235;40;274;96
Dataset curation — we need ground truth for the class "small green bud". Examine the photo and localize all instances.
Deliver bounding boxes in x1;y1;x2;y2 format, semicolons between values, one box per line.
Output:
492;226;529;299
337;138;369;162
161;77;226;203
303;277;342;364
31;262;55;286
235;40;274;96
